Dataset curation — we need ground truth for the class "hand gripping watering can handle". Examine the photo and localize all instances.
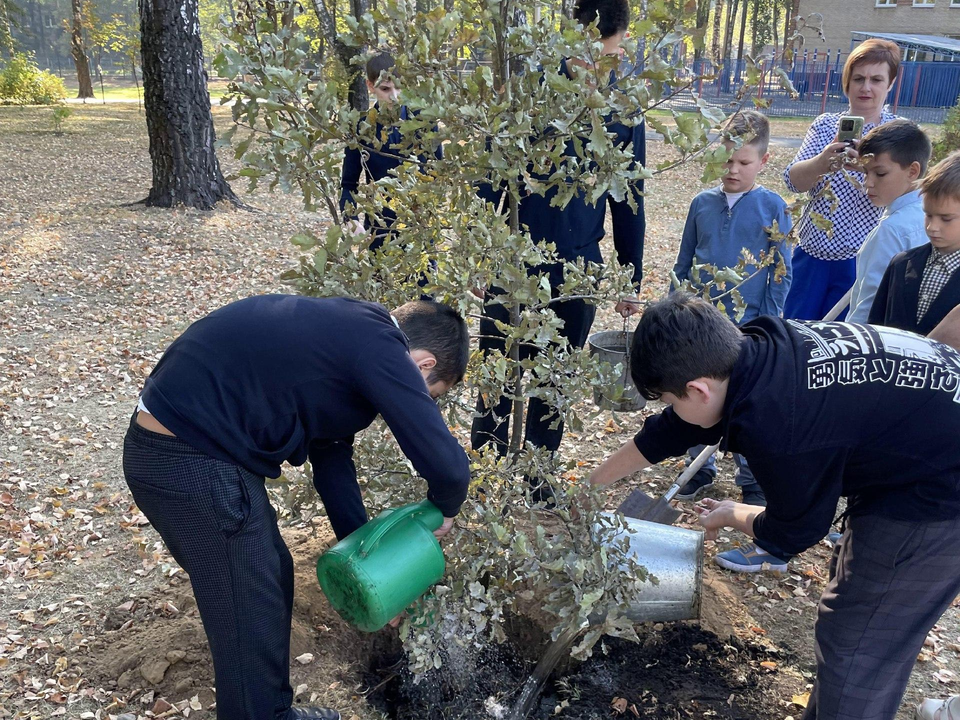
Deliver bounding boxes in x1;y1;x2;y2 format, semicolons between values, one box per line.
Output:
357;500;443;558
662;442;721;503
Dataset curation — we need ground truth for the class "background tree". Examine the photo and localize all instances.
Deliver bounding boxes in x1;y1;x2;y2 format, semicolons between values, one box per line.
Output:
710;0;724;62
139;0;237;207
68;0;93;98
0;0;20;57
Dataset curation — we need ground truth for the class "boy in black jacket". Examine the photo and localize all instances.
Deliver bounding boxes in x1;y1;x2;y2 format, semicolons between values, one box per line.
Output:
869;150;960;334
124;296;471;720
590;294;960;720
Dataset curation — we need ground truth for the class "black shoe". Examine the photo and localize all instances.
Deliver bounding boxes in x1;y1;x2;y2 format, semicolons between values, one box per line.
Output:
674;468;716;501
289;707;341;720
740;483;767;507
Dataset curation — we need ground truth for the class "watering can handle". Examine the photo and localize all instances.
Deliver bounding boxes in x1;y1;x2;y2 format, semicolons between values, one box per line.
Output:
357;500;443;558
662;442;720;503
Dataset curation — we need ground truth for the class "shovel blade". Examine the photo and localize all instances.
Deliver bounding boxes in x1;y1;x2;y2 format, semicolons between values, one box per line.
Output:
616;489;683;526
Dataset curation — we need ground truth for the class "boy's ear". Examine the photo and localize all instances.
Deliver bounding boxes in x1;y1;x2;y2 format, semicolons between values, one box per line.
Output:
908;161;922;180
761;151;771;166
685;378;712;402
366;79;375;91
415;353;437;371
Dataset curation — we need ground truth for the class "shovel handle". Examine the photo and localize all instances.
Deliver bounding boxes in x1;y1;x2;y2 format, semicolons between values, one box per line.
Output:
662;443;720;503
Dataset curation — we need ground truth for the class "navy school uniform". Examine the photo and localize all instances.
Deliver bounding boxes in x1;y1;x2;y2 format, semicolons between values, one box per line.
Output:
123;295;469;720
633;317;960;720
339;104;442;250
868;243;960;336
472;58;646;455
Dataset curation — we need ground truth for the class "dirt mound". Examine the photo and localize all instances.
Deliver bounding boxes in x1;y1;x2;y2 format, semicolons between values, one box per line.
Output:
77;524;390;718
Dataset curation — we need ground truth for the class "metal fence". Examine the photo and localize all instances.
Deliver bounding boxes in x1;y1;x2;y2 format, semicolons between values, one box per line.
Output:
664;53;960;125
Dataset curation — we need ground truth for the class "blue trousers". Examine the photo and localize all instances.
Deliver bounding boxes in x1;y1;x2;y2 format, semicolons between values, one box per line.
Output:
123;417;297;720
688;445;756;487
784;247;856;321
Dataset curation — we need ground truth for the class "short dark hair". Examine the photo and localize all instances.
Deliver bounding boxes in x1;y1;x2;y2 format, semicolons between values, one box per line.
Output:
859;119;932;176
919;150;960;204
723;109;770;155
630;294;743;401
392;300;470;386
365;52;395;85
573;0;630;39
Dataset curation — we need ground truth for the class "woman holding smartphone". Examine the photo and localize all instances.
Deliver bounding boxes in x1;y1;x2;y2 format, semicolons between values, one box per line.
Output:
782;38;901;320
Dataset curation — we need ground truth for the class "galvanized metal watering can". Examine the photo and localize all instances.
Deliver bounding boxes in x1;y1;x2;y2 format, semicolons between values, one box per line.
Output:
316;500;445;632
595;513;703;623
587;330;646;412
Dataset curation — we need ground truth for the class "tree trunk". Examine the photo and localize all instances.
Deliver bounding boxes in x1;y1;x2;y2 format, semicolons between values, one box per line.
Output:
693;0;710;62
70;0;94;98
310;0;368;111
722;0;738;61
750;0;760;58
736;0;748;61
0;0;15;57
711;0;724;63
139;0;238;209
785;0;799;58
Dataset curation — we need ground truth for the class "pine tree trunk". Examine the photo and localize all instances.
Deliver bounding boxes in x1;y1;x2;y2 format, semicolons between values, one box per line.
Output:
310;0;368;111
139;0;238;209
750;0;760;58
70;0;94;98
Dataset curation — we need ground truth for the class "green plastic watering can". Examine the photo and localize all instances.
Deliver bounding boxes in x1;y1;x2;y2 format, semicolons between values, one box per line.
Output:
316;500;445;632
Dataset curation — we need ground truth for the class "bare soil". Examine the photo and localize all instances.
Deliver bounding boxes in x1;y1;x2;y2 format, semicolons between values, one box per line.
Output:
1;105;957;720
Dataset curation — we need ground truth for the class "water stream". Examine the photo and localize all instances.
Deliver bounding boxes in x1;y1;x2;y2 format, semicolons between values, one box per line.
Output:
506;625;580;720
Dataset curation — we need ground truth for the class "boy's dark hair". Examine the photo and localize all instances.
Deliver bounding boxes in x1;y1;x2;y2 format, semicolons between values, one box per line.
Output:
573;0;630;39
919;150;960;204
722;110;770;155
365;52;395;85
630;294;743;401
859;119;932;177
392;300;470;386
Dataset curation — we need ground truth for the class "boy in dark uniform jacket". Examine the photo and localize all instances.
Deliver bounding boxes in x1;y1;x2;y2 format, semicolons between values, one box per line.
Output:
123;296;471;720
472;0;645;485
590;294;960;720
339;52;441;250
869;150;960;334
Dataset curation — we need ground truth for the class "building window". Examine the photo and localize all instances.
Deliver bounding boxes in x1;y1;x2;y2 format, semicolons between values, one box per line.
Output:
912;0;935;6
875;0;896;5
950;0;960;7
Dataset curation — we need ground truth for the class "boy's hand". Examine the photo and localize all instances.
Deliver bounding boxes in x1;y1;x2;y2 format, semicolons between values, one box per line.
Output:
345;218;366;238
615;296;641;318
693;498;736;541
433;516;455;539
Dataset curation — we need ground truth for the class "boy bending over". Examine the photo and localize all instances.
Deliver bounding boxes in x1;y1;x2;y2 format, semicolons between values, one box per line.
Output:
590;294;960;720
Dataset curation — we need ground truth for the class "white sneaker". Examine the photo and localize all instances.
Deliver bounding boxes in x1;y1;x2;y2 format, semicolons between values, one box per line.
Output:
917;695;960;720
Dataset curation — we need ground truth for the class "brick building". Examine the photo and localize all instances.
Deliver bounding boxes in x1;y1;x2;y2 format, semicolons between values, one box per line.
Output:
794;0;960;59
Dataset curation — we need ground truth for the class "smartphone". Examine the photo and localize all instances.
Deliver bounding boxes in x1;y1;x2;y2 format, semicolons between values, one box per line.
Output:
837;116;864;144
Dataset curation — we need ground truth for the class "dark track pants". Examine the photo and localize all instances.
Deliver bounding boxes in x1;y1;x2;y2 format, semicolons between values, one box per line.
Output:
122;417;296;720
470;286;596;455
803;512;960;720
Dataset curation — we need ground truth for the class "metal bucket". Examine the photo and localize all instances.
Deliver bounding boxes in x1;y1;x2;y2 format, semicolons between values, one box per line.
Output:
595;513;703;623
587;330;646;412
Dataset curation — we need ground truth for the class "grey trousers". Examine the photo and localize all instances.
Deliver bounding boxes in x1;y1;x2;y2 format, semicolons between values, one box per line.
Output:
802;511;960;720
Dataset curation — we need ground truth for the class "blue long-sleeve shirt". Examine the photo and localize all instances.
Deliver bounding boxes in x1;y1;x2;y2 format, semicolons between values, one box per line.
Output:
847;190;927;323
672;185;793;322
139;295;470;520
478;59;646;287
